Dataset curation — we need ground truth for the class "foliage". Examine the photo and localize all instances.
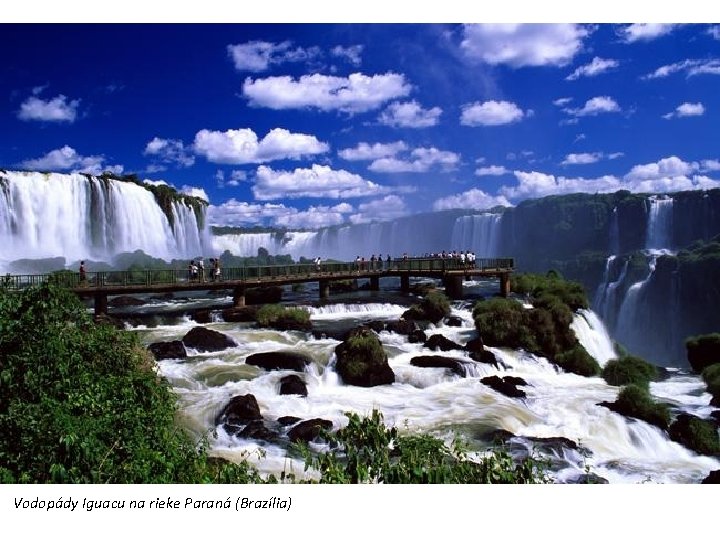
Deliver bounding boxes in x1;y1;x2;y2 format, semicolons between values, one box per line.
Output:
686;333;720;374
602;355;658;388
701;364;720;401
512;272;589;311
612;384;670;430
668;414;720;456
0;283;261;483
555;345;601;377
298;410;547;484
472;298;537;352
255;304;311;330
419;291;452;323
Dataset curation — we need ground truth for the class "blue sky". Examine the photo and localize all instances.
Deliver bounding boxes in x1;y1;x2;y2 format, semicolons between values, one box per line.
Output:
2;23;720;229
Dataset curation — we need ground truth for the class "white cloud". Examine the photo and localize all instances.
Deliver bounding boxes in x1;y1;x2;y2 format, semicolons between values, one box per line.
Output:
378;100;442;128
461;24;588;67
208;199;293;226
17;94;80;123
562;152;602;165
566;57;619;80
701;159;720;171
349;195;408;224
460;100;526;126
433;188;511;211
243;72;412;113
19;145;122;175
276;203;354;229
608;152;624;160
338;141;408;161
709;26;720;40
181;185;209;202
662;102;705;119
227;41;320;72
253;164;392;200
144;137;195;167
193;127;328;164
331;45;363;66
369;147;460;173
643;59;720;79
624;156;698;182
553;97;573;106
618;24;677;43
574;133;587;143
564;96;621;117
475;165;510;176
501;171;623;199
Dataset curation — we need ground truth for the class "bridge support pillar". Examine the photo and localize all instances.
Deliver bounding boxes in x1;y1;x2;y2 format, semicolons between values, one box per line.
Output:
233;286;246;307
94;293;108;316
443;276;464;300
500;273;511;298
400;274;410;292
319;280;330;300
370;276;380;291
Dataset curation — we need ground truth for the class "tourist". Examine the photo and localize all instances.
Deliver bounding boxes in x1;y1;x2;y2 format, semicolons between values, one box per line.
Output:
214;257;221;281
355;255;361;272
370;254;376;271
190;261;198;281
386;254;391;270
79;261;86;284
198;257;205;282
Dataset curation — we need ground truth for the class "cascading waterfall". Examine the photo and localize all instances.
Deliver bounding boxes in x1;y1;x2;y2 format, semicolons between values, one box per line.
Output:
645;196;674;252
571;309;616;367
0;171;209;265
450;213;502;256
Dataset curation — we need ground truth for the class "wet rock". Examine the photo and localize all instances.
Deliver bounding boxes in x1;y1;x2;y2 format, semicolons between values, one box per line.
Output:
288;419;333;443
701;470;720;484
566;473;609;484
471;349;499;368
410;355;467;377
335;327;395;387
525;435;578;453
445;316;463;327
277;416;301;426
108;295;145;307
386;319;417;336
366;320;387;333
221;306;258;323
408;329;427;344
484;429;515;445
191;309;213;324
279;375;308;397
246;351;312;372
238;420;277;442
481;375;527;399
182;326;237;352
215;394;262;427
425;334;464;352
464;336;485;354
246;286;283;305
147;340;187;360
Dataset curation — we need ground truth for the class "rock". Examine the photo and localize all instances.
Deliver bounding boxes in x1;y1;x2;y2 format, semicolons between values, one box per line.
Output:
277;416;301;426
215;394;262;427
288;418;333;443
471;349;499;368
238;420;277;442
107;295;145;307
711;410;720;426
386;319;417;335
701;470;720;484
410;355;467;377
335;327;395;387
484;429;515;444
668;413;720;455
445;316;463;327
246;287;283;305
525;435;579;453
481;375;527;399
686;334;720;373
464;336;485;354
503;375;528;387
425;334;464;352
279;375;308;397
246;351;312;372
182;326;237;352
93;313;125;329
566;473;609;484
366;320;386;333
712;395;720;408
221;306;258;323
191;309;213;324
147;340;187;360
408;329;427;344
270;315;312;332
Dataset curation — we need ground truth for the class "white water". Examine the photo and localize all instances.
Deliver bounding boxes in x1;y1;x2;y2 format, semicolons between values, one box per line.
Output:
0;171;209;265
571;309;617;367
137;301;719;483
451;214;502;256
646;196;674;252
308;303;408;319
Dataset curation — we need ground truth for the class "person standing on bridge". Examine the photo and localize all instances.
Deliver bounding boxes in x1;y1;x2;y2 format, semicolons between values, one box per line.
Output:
198;257;205;282
214;257;221;281
79;261;86;284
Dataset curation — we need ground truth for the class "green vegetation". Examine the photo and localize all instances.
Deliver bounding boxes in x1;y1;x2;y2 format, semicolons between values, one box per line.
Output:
612;384;670;430
512;271;588;311
404;291;451;323
686;333;720;374
702;364;720;403
256;304;311;331
298;410;547;484
602;355;658;388
668;414;720;456
555;345;601;377
0;283;260;483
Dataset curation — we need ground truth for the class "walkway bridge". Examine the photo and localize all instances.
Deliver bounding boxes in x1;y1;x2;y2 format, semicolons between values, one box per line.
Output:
3;257;514;315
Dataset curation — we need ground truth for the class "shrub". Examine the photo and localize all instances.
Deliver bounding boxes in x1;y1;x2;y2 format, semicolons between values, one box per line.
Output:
668;414;720;456
256;304;311;331
512;272;589;311
603;355;658;388
555;345;601;377
473;298;537;352
702;364;720;401
686;334;720;373
419;291;451;323
334;328;394;386
612;384;670;430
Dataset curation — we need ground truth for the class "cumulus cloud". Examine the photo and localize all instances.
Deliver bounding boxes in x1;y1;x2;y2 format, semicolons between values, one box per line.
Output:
433;188;511;211
710;26;720;40
338;141;408;161
276;203;354;229
181;185;209;202
369;147;460;173
208;199;293;226
701;159;720;171
19;145;122;175
349;195;408;224
461;24;588;67
475;165;510;176
253;164;393;200
624;156;698;182
564;96;621;117
378;100;442;128
17;94;80;123
553;97;573;106
566;57;619;80
331;45;364;66
643;59;720;79
662;102;705;119
193;127;328;164
227;41;320;72
460;100;526;126
562;152;603;165
618;23;677;43
144;137;195;167
243;72;412;113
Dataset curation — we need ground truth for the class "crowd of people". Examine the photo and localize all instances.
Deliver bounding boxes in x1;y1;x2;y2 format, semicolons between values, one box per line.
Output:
188;257;222;282
347;250;478;272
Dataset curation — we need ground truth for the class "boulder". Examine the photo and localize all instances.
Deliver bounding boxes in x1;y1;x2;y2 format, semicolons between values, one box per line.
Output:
335;327;395;387
566;473;609;484
445;316;463;327
410;355;467;377
471;349;499;368
279;375;308;397
525;435;578;453
464;336;485;354
288;418;333;443
425;334;464;352
668;413;720;455
408;329;427;344
215;394;262;427
147;340;186;360
108;295;145;307
366;320;387;333
277;416;301;426
246;351;312;372
701;470;720;484
386;319;417;336
686;334;720;373
238;420;277;442
246;286;283;305
182;326;237;352
221;306;258;323
191;309;213;324
481;375;527;399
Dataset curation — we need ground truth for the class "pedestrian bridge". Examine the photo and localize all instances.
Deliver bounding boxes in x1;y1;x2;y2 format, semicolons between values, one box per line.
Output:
2;257;514;315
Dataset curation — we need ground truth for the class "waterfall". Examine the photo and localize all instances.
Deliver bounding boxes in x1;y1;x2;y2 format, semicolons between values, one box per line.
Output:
646;196;674;252
615;255;658;351
609;206;620;255
571;309;616;367
0;171;208;264
451;213;502;256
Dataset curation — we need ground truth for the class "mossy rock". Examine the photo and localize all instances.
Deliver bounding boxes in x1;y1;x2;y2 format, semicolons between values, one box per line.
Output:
601;384;670;430
602;355;657;387
668;414;720;456
686;334;720;373
702;364;720;402
335;328;395;387
554;345;601;377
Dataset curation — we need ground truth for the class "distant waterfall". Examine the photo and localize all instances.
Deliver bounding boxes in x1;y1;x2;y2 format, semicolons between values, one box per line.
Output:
571;309;617;367
0;171;209;264
450;213;503;256
615;255;659;353
646;196;674;252
609;206;620;255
